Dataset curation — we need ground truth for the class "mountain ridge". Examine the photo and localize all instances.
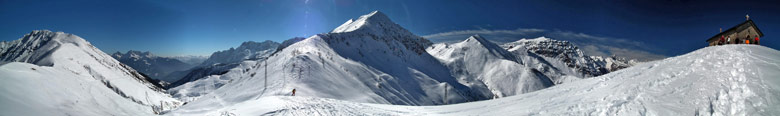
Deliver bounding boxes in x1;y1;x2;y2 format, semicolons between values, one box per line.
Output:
112;50;194;82
170;45;780;116
168;11;491;107
0;30;181;115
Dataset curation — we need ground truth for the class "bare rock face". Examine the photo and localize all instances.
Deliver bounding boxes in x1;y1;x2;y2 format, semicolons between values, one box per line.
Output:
502;37;631;77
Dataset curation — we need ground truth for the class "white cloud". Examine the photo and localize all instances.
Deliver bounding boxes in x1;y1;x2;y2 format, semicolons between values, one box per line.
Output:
423;28;545;40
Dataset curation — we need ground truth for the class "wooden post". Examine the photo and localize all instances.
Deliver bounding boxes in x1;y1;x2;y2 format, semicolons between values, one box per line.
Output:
444;84;448;105
265;58;267;90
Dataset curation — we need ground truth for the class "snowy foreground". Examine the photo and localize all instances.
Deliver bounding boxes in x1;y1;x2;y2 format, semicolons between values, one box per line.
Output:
1;11;777;116
0;30;180;115
169;45;780;115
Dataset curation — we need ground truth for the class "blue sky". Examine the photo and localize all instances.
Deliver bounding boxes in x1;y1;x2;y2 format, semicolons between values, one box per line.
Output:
1;0;779;58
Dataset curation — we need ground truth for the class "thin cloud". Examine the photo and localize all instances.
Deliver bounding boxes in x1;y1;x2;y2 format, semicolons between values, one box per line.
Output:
423;28;546;39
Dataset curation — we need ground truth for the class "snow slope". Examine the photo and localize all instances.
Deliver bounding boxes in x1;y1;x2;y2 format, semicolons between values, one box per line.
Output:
167;11;491;111
0;30;180;115
163;40;280;88
169;45;780;116
502;37;636;79
426;35;557;97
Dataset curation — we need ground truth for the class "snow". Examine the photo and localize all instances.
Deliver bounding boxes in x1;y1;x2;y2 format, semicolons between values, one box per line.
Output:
167;11;491;112
167;60;256;102
3;11;777;116
275;37;307;53
426;35;557;97
330;10;388;33
167;11;656;115
0;30;180;115
198;40;280;66
501;36;636;78
590;55;640;72
168;45;780;116
0;63;157;115
163;40;280;88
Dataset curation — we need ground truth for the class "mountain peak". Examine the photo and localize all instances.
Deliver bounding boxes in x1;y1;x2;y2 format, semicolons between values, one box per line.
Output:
21;30;88;46
363;10;389;21
113;50;156;60
0;30;91;64
30;29;54;34
331;10;395;33
501;37;612;77
517;36;551;42
199;40;280;66
466;34;489;44
325;10;431;55
465;34;503;50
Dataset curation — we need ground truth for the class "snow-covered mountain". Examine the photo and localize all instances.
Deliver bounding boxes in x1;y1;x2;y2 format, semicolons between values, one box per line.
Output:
0;30;180;115
111;50;194;82
168;11;492;108
166;37;301;101
425;35;633;97
163;40;281;88
426;35;563;97
502;37;636;78
590;55;640;72
168;45;780;116
166;62;238;88
198;40;280;66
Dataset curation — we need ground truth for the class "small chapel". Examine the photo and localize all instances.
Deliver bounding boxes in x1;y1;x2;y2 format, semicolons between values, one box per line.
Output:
706;15;764;46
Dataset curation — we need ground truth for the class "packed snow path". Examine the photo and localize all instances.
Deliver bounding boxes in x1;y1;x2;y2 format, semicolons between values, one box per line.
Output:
169;45;780;115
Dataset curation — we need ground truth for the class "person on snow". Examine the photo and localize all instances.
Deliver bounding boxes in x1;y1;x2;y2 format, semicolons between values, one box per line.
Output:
719;35;725;45
292;89;296;96
727;36;732;44
746;35;751;44
756;36;760;45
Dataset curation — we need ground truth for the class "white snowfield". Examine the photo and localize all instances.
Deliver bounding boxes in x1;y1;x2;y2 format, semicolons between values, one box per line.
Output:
169;45;780;116
0;30;180;115
501;37;625;78
426;35;559;97
167;10;491;110
2;11;778;116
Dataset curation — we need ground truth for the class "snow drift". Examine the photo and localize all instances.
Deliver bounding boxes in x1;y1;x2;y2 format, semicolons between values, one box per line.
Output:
426;35;559;97
168;11;492;112
0;30;180;115
169;45;780;116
